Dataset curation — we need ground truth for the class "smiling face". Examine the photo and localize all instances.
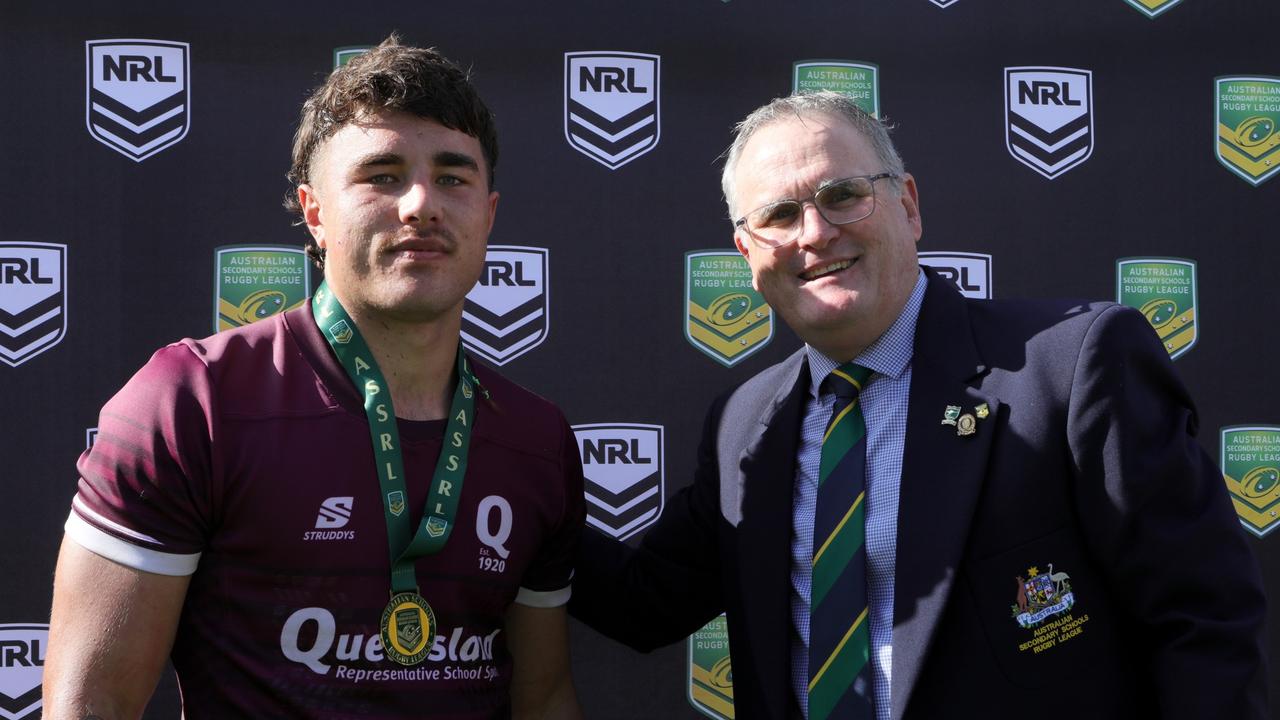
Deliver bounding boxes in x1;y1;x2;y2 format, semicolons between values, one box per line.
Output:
731;113;922;361
298;110;498;325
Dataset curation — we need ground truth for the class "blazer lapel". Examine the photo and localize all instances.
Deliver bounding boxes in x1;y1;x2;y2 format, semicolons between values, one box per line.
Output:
891;273;999;720
735;349;808;720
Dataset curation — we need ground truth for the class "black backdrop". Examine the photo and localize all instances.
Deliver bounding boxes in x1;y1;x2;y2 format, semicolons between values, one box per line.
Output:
1;1;1277;717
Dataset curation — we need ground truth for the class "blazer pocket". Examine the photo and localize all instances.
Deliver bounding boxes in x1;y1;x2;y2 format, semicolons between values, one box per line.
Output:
964;525;1120;690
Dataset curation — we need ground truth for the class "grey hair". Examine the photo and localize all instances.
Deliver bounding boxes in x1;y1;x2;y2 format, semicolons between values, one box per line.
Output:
720;91;905;219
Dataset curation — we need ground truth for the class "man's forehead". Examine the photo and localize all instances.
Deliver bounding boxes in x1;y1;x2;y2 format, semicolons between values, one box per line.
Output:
733;114;875;198
315;111;482;166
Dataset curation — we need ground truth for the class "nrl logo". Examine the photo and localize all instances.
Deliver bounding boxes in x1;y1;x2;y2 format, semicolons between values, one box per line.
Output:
1215;76;1280;187
564;51;660;169
918;252;993;299
573;423;664;541
214;245;310;332
1221;426;1280;538
1116;257;1197;360
462;246;549;366
688;614;734;720
0;623;48;720
792;60;879;117
1004;67;1093;179
333;46;372;69
930;0;961;5
86;39;190;161
0;242;67;368
685;251;772;367
1123;0;1184;18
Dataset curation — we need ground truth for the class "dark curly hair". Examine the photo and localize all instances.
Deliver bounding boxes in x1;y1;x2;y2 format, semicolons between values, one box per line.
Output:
284;35;498;268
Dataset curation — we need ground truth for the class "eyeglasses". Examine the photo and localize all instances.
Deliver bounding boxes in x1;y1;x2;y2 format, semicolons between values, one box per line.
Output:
733;173;900;249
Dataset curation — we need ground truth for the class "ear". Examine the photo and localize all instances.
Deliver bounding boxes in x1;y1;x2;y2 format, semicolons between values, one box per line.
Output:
298;184;325;249
485;190;500;235
733;228;763;292
898;173;923;244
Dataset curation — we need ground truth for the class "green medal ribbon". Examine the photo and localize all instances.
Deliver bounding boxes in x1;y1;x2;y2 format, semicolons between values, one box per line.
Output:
311;281;479;594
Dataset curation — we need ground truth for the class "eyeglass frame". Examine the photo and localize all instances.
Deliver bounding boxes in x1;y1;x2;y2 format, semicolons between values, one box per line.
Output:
732;172;901;249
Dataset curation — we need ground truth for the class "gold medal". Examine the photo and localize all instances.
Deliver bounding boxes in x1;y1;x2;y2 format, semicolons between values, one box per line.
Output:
380;591;437;666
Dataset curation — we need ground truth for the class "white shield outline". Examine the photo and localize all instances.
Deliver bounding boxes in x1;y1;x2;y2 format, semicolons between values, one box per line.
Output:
1004;66;1094;179
461;246;550;365
564;51;660;170
0;242;67;368
85;39;191;162
573;423;664;541
1123;0;1185;18
1215;75;1280;187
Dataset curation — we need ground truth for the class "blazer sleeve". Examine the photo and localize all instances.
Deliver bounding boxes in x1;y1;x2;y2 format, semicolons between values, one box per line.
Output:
569;394;729;652
1066;304;1268;718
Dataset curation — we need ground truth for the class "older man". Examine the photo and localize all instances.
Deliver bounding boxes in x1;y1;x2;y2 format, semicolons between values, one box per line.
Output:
44;38;584;719
571;91;1266;720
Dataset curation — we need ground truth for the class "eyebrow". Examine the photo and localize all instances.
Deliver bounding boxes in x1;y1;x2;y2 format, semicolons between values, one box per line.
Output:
352;151;481;174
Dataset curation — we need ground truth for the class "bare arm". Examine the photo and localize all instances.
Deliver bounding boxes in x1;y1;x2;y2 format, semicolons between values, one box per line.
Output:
42;537;190;720
506;603;582;720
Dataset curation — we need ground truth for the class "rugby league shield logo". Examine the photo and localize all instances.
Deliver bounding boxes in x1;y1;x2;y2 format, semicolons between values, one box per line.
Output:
214;245;310;332
1116;257;1197;360
918;252;993;299
1005;67;1093;179
333;46;372;69
1215;76;1280;187
0;623;48;720
461;246;549;365
1221;426;1280;538
564;52;660;169
1124;0;1184;18
86;39;190;161
792;61;879;117
685;250;772;367
0;243;67;368
688;614;734;720
574;424;664;541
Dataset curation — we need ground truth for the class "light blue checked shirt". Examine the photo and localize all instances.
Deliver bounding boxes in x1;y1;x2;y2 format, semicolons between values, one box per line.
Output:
791;270;926;720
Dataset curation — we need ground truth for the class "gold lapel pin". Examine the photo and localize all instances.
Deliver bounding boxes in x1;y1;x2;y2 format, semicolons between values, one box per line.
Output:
942;405;961;426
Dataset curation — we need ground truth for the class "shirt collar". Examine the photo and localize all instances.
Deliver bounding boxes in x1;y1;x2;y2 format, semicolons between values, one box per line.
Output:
806;268;927;398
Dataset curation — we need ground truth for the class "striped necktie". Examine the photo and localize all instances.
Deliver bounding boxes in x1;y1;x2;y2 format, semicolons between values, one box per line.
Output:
809;362;875;720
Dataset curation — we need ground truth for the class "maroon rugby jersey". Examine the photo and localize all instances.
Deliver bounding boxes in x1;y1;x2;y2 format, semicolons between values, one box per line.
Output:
67;305;585;718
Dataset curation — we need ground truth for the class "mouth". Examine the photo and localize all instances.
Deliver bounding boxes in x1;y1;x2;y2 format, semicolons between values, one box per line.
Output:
386;233;452;258
799;258;855;282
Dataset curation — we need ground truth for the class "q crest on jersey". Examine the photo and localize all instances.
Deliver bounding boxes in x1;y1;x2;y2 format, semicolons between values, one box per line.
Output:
86;39;190;161
918;252;993;299
573;423;664;541
0;242;67;368
1004;67;1093;179
462;246;549;366
564;51;660;169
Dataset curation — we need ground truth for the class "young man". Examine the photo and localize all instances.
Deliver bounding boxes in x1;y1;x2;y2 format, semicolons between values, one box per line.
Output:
44;38;585;719
571;92;1267;719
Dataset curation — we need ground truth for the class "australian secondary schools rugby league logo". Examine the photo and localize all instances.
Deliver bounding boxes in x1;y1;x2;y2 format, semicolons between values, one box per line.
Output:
213;245;310;333
86;39;190;161
1221;426;1280;538
1216;76;1280;187
1115;257;1197;360
685;251;772;367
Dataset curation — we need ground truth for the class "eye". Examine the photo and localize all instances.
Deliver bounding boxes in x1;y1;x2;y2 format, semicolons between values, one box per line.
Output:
819;179;872;210
753;201;801;228
436;175;465;187
367;173;398;185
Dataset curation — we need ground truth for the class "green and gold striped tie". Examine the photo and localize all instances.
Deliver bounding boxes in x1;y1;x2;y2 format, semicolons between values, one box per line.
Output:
809;362;875;720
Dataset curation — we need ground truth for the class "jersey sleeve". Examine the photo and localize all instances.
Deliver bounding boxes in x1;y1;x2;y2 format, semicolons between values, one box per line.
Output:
66;342;216;576
514;415;586;608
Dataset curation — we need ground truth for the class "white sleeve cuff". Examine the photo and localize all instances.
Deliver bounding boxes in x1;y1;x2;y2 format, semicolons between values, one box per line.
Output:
65;510;200;577
514;584;571;608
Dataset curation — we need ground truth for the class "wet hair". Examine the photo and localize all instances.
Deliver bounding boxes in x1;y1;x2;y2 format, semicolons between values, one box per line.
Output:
284;34;498;267
720;91;904;219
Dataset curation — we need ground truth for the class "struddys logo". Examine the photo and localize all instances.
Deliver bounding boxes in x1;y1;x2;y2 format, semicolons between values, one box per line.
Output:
688;614;734;720
86;39;190;161
280;607;500;682
1005;67;1093;179
564;52;660;170
1116;257;1197;360
574;424;664;541
1221;426;1280;538
461;246;549;366
0;243;67;368
214;245;310;332
0;623;47;720
1124;0;1184;18
919;252;993;299
1216;76;1280;187
333;46;372;69
685;251;772;367
793;61;879;117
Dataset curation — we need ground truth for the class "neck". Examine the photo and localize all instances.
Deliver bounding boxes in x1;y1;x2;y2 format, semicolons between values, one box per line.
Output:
342;302;461;422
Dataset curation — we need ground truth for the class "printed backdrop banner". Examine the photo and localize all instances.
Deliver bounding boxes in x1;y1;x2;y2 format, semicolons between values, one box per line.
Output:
1;2;1277;718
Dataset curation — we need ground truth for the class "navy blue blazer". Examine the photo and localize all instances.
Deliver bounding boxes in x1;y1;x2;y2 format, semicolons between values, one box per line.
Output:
571;269;1267;719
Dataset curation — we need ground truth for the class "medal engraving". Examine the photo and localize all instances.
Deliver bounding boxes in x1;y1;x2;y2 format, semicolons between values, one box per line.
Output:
381;592;436;666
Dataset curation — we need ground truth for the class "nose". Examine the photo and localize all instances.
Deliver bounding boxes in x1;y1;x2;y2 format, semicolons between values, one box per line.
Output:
398;180;439;225
794;201;839;250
